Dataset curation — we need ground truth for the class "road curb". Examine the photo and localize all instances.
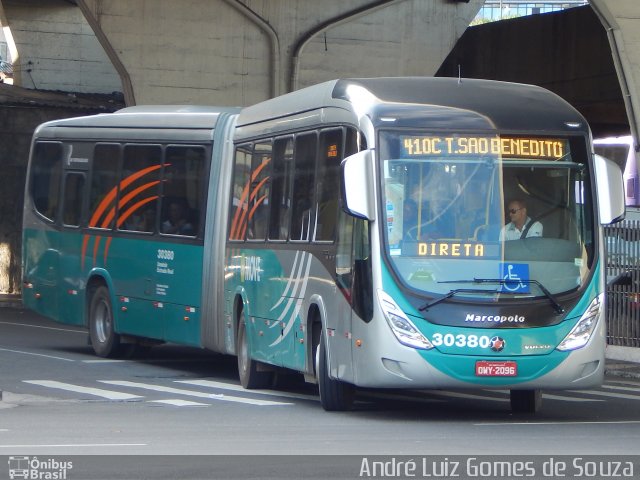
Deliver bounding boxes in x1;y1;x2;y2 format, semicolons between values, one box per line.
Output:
605;364;640;379
0;295;22;309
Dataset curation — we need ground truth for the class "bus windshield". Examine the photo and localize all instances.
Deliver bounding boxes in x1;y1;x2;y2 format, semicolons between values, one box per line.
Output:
380;131;595;298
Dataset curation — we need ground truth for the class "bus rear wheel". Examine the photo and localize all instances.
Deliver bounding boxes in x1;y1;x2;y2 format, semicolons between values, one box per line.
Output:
89;286;121;358
510;389;542;414
237;309;273;389
315;329;354;411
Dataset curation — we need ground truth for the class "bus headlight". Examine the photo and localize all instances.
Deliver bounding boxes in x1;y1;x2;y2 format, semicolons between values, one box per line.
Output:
377;290;433;350
557;293;603;351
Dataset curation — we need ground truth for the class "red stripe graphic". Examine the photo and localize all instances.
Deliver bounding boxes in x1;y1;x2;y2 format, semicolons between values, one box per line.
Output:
229;158;270;240
239;194;267;240
81;164;163;269
103;196;159;264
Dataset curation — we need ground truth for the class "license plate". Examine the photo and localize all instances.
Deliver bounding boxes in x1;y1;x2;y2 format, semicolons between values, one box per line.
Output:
475;360;517;377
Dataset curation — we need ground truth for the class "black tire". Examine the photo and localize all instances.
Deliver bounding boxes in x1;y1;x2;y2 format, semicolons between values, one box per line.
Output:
88;286;121;358
510;389;542;414
315;329;354;411
237;309;273;389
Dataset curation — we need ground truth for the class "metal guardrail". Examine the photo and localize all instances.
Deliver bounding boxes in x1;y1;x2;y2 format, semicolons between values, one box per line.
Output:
605;220;640;347
0;60;12;75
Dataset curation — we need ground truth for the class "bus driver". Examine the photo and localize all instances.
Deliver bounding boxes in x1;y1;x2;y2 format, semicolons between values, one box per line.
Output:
499;199;543;241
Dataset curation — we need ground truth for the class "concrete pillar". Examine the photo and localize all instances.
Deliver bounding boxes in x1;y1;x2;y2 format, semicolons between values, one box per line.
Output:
590;0;640;146
0;2;17;65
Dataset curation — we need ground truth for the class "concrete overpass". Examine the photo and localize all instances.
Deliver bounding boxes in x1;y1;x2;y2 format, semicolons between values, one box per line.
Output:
0;0;485;106
2;0;638;137
437;5;627;138
1;1;638;125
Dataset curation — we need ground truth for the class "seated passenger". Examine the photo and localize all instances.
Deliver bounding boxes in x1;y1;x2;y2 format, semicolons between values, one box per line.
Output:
162;200;195;236
499;199;542;241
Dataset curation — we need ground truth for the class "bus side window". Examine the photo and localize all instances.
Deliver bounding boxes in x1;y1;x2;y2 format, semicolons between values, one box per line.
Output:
120;145;161;233
268;137;293;241
352;218;373;322
291;133;317;241
336;127;372;322
336;211;373;323
161;146;206;237
89;144;120;230
31;142;63;223
62;173;85;227
314;129;342;241
229;145;252;241
345;127;363;156
247;142;272;241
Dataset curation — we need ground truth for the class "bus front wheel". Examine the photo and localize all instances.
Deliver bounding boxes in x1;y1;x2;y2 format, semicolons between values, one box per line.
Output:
510;389;542;414
237;309;272;389
89;286;121;358
315;329;355;411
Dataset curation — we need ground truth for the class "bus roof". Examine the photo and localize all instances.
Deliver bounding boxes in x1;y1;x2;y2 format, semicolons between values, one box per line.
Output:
34;105;240;135
237;77;588;134
33;79;588;140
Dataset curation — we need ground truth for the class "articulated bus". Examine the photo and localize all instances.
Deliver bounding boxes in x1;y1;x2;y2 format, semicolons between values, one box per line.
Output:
22;78;624;413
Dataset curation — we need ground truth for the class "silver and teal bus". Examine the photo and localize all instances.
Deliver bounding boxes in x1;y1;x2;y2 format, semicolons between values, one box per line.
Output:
23;78;624;413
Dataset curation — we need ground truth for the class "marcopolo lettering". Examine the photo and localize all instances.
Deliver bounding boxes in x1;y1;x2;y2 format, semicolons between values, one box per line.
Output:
465;313;525;324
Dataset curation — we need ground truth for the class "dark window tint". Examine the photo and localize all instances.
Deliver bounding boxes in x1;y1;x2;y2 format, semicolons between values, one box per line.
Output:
247;142;272;241
314;130;343;241
229;145;252;240
161;146;206;237
118;145;161;233
89;144;120;229
62;173;85;227
346;127;360;156
290;133;317;241
352;218;373;322
268;138;293;241
31;142;63;222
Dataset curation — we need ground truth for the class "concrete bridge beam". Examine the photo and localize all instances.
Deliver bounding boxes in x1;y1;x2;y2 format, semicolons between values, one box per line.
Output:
0;0;120;93
76;0;482;106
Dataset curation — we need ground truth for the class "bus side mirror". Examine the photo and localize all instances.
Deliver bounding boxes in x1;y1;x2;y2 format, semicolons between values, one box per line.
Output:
341;150;376;221
594;153;625;224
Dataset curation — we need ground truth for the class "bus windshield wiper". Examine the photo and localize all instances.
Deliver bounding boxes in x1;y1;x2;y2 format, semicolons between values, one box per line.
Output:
439;278;565;314
419;288;499;311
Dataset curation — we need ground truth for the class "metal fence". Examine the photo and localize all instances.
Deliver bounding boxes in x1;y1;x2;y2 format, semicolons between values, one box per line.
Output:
605;220;640;347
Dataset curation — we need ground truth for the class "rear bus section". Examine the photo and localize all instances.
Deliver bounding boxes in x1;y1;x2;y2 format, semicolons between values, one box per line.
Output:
22;107;239;357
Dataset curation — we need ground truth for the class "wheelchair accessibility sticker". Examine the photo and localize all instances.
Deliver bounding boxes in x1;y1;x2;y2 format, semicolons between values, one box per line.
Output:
500;263;530;293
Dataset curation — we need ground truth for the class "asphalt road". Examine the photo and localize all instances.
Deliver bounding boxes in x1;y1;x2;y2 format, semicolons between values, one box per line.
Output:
1;307;639;478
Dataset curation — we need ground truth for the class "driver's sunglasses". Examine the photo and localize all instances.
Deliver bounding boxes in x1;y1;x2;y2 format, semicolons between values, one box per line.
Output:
508;208;523;214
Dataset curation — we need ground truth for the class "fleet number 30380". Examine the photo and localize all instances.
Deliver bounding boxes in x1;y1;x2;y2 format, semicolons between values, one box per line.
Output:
431;333;492;348
157;249;175;260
